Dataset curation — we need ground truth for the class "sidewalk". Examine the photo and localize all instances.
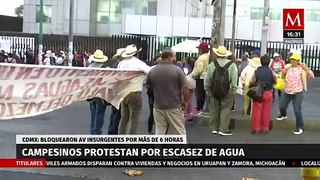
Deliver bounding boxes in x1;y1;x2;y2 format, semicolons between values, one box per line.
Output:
192;78;320;132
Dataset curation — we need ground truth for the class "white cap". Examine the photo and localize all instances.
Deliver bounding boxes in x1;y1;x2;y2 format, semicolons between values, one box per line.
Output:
273;53;280;58
289;48;302;55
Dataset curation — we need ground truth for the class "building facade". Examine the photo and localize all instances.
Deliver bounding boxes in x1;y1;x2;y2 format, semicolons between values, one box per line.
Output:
23;0;320;43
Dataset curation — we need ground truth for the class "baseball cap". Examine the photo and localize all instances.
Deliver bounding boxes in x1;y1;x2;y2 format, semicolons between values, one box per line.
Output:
289;53;301;61
273;53;280;58
196;42;209;50
251;49;261;56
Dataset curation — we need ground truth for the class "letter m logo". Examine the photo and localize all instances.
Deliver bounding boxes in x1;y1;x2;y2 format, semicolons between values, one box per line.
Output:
283;9;304;30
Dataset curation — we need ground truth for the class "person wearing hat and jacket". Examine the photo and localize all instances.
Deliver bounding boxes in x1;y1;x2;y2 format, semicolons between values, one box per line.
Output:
117;44;152;134
88;49;109;134
107;48;125;135
240;49;261;116
204;46;238;136
191;42;210;115
276;53;314;135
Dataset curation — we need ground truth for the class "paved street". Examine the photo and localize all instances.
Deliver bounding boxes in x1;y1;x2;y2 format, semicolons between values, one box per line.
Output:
194;78;320;131
0;89;319;179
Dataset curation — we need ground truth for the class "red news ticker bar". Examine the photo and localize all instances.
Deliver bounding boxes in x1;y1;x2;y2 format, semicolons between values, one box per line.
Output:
0;159;46;168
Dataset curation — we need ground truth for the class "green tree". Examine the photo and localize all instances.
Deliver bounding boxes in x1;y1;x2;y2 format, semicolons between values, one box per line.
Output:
15;5;23;17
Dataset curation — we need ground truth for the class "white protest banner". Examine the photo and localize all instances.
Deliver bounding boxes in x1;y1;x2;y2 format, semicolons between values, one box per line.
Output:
0;64;145;120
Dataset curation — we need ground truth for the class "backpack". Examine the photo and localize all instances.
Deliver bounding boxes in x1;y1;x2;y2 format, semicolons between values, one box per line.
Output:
211;60;234;100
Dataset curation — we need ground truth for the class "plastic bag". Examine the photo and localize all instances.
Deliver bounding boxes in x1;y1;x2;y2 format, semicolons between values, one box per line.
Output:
274;77;284;90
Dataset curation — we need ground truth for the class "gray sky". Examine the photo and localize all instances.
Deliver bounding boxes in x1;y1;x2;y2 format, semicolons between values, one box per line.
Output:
0;0;23;16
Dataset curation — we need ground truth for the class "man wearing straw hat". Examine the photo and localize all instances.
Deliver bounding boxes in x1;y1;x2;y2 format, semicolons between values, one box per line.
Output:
107;48;125;135
87;49;109;134
204;46;238;136
117;44;152;134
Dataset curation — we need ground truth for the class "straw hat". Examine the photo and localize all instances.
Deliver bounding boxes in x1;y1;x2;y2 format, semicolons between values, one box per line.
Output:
249;58;261;68
212;46;232;57
121;44;142;58
89;49;108;62
112;48;125;59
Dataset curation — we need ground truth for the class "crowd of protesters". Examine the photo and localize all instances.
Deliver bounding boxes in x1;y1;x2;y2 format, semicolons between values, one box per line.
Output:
0;42;315;136
81;42;315;137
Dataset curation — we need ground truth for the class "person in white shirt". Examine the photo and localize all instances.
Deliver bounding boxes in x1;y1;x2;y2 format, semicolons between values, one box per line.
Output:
56;51;65;66
240;50;261;116
117;44;151;134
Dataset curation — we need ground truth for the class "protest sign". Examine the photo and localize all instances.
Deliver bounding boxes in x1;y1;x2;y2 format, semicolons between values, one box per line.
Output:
0;64;145;120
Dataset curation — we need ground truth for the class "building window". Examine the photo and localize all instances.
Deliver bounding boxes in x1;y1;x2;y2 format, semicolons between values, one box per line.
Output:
135;0;148;15
36;5;52;23
306;9;320;22
123;0;135;14
250;7;264;20
97;0;121;23
269;9;281;20
148;1;157;15
134;0;157;15
250;8;320;22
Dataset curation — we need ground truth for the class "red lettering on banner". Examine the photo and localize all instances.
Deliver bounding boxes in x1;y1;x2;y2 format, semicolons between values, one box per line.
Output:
23;83;37;100
26;101;45;114
2;95;74;117
70;79;81;91
60;95;73;106
78;69;90;76
91;78;107;86
60;79;72;95
29;68;45;79
15;103;29;116
77;89;91;100
60;69;72;77
45;69;62;78
23;79;81;100
100;69;113;76
34;83;49;98
67;69;79;77
0;85;14;100
80;78;95;90
0;66;15;80
48;81;63;97
5;103;15;117
15;68;32;80
37;95;73;113
88;70;103;76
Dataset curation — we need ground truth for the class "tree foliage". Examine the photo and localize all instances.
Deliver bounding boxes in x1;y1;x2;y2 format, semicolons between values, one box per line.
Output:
15;5;23;17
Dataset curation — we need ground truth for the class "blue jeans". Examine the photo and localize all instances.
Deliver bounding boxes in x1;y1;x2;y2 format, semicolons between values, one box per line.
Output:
279;92;304;129
108;106;121;135
89;100;107;134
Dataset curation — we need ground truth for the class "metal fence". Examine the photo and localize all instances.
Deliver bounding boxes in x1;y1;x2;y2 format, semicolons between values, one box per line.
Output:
0;31;319;76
